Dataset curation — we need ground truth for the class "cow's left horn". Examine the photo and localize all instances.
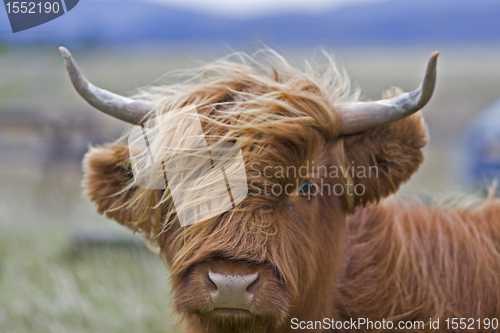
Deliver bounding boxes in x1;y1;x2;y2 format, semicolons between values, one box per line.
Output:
336;51;438;135
59;46;153;125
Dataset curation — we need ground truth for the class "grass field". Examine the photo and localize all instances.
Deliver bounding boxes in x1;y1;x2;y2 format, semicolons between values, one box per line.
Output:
1;44;500;332
0;176;180;333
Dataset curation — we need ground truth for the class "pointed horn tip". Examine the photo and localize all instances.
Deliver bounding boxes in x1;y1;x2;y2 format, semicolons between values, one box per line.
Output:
429;51;439;65
58;46;71;60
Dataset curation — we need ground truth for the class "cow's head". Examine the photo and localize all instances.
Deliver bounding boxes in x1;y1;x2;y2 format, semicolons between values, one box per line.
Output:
61;47;436;333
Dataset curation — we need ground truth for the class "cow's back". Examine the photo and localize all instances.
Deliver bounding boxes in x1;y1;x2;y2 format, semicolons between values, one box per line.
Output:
337;196;500;331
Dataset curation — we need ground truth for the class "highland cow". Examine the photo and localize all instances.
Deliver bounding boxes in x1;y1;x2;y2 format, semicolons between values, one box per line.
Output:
60;47;500;332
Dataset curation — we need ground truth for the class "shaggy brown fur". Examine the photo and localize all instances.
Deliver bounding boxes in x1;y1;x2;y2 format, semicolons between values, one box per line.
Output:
81;50;500;332
338;196;500;331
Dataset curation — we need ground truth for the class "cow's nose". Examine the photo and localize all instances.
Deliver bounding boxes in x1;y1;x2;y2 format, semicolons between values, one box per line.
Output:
207;270;260;310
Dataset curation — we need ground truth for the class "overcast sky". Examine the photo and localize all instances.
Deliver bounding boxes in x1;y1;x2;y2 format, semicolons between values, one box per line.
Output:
145;0;386;18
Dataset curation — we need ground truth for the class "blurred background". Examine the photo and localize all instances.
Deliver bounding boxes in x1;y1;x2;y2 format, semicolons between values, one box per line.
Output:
1;0;500;331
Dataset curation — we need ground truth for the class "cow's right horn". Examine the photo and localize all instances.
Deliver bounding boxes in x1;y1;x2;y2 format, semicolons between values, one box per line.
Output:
336;51;438;135
59;46;153;125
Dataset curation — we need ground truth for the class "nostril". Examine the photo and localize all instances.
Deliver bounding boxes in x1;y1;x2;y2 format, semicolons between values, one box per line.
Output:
204;272;218;294
245;274;261;294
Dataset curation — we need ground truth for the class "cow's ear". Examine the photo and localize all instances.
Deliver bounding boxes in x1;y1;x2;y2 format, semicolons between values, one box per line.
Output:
83;143;163;237
341;89;429;209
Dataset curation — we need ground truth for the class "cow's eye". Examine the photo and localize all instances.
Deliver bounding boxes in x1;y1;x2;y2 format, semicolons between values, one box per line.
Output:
298;180;318;197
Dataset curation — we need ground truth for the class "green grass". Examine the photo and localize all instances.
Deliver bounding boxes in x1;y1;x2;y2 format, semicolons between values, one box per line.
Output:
0;225;180;333
0;177;180;333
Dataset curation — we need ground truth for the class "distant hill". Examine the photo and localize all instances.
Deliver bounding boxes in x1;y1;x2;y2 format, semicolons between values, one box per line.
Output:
1;0;499;46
